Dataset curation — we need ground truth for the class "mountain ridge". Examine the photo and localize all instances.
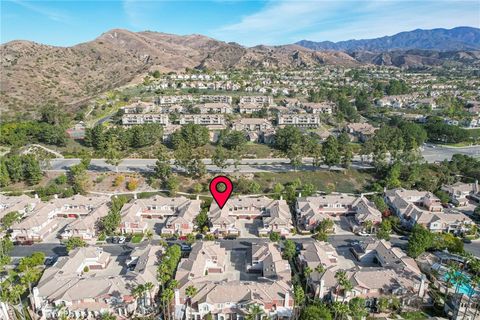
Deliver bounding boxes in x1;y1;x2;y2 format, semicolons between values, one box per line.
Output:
1;28;479;116
296;26;480;52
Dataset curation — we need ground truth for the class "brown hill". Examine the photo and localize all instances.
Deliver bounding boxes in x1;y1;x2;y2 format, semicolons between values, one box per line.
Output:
1;29;478;116
0;29;359;116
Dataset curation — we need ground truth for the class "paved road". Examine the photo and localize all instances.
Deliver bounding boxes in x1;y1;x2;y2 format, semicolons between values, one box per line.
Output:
47;145;480;173
48;157;372;173
421;145;480;163
10;235;407;258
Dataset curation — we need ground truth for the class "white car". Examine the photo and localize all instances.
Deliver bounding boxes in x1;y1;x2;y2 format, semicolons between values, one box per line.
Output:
118;236;126;244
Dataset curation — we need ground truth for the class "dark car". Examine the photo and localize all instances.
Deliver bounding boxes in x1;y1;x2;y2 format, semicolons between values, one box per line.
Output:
463;238;472;244
399;236;409;241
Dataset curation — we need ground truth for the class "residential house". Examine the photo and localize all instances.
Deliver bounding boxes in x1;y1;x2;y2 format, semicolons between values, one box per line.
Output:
231;118;274;143
385;188;475;233
302;102;334;114
119;196;201;236
441;181;480;205
10;202;58;243
0;194;40;221
346;123;377;142
296;195;382;233
174;242;293;320
60;204;109;241
209;196;293;237
31;245;162;319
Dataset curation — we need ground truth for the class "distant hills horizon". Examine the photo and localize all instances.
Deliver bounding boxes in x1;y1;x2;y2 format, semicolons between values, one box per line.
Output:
1;26;480;116
296;26;480;52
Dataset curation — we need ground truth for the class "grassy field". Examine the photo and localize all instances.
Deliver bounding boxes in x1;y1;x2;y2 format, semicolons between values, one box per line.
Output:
253;169;375;194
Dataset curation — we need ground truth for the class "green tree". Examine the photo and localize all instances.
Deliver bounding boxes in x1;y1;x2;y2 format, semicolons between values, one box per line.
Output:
282;240;296;261
166;176;179;196
408;224;434;258
22;155;43;185
300;304;332;320
212;146;228;169
322;136;340;167
1;211;20;230
65;237;87;252
288;143;304;170
185;285;198;320
105;137;122;173
332;301;350;320
154;146;172;182
269;232;281;242
275;126;304;152
377;219;392;240
0;159;11;187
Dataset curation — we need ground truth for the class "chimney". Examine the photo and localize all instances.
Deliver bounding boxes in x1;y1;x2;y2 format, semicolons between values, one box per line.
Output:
174;289;181;306
34;194;39;199
133;193;137;200
418;274;426;297
319;279;325;299
284;290;290;308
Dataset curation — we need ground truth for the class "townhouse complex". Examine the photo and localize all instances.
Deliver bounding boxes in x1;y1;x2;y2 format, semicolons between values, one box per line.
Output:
174;242;293;320
32;245;162;318
385;188;474;233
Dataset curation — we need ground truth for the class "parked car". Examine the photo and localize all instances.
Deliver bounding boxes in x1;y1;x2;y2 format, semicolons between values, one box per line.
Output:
463;238;472;244
180;243;191;251
118;236;126;244
399;236;409;241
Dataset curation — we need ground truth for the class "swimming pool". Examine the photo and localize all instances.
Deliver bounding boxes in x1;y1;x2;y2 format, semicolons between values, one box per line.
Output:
443;272;479;297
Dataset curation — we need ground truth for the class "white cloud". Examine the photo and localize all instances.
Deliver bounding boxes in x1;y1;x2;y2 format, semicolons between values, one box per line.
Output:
12;0;70;23
212;0;480;46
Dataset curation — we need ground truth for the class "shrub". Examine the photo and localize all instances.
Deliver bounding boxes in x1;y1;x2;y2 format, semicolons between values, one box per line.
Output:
113;175;125;187
83;266;89;273
126;178;139;191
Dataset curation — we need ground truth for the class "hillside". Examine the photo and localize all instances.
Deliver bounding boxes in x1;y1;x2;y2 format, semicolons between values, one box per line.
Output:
1;28;479;116
296;27;480;52
0;29;359;116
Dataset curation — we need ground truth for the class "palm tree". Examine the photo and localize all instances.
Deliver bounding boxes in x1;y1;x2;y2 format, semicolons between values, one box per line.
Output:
145;229;154;241
314;264;326;298
144;282;154;308
185;285;197;320
304;266;312;297
335;270;347;301
293;285;305;320
100;312;117;320
161;288;174;320
462;275;479;320
246;303;265;320
132;284;146;314
332;301;350;320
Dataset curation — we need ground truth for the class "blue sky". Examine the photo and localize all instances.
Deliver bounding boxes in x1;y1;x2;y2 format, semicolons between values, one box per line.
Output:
1;0;479;47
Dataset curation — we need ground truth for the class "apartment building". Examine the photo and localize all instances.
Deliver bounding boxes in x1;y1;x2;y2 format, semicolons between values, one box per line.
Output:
208;196;293;237
156;95;194;105
122;113;170;126
441;181;480;206
385;188;474;233
239;95;273;105
121;101;155;114
32;245;162;319
174;242;293;320
238;102;269;114
277;114;320;127
119;196;201;236
302;102;334;114
178;114;225;126
198;95;232;104
196;102;233;114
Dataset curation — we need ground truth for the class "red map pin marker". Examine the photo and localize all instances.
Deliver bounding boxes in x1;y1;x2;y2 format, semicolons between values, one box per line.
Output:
209;176;233;209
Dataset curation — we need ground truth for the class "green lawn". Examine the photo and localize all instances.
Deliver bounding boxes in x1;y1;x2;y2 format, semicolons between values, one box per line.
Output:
131;234;144;243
